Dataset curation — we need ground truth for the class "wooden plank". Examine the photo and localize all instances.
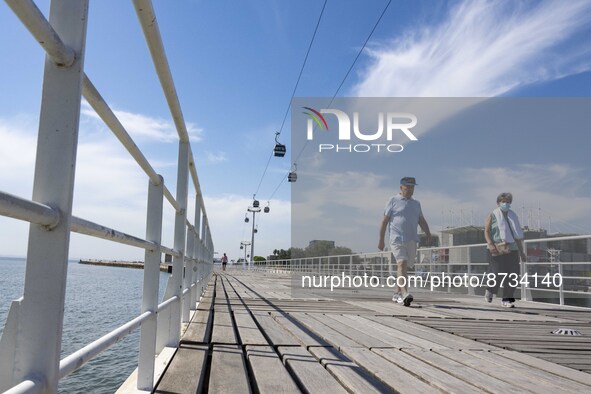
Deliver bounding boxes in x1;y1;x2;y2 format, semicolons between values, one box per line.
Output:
181;307;212;344
465;349;591;392
402;348;529;393
410;319;591;332
252;313;302;346
433;349;576;392
271;314;331;347
209;345;250;393
276;346;348;394
338;346;439;394
154;344;208;394
288;312;363;349
197;296;213;311
365;315;496;350
345;300;451;318
307;346;395;394
233;310;269;345
334;314;444;350
245;345;300;393
306;313;391;348
372;347;490;393
421;306;569;322
211;303;237;345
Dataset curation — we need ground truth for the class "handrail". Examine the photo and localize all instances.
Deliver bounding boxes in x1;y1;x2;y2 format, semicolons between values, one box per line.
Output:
3;379;42;394
0;191;60;229
157;295;179;313
58;311;152;379
70;216;158;251
0;0;215;392
257;234;591;308
133;0;191;144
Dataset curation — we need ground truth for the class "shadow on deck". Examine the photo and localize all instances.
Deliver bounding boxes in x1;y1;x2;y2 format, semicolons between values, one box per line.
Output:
154;271;591;393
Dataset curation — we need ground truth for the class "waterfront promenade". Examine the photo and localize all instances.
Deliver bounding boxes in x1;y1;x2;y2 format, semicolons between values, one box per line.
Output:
150;270;591;393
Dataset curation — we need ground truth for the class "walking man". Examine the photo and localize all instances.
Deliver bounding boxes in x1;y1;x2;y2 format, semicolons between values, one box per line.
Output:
221;253;228;271
379;177;431;306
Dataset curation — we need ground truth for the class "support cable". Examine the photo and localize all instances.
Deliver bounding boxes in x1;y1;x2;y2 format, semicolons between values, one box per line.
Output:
266;0;393;200
265;0;392;205
293;0;392;165
252;0;328;198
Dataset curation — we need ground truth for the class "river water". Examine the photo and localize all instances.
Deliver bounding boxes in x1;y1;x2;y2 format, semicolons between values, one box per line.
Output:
0;257;169;393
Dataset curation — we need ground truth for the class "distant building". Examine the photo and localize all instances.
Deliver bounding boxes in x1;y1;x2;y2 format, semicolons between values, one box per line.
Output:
419;232;439;248
440;226;484;247
309;240;335;249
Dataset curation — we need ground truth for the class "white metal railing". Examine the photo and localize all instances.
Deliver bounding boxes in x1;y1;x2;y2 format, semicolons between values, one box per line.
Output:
254;235;591;307
0;1;214;393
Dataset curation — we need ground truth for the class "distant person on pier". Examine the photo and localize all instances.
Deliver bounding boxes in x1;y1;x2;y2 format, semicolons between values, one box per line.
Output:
484;192;527;307
379;177;432;307
221;253;228;271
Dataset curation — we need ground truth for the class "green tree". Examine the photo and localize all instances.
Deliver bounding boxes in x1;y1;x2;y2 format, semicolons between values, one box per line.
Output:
289;247;305;258
305;241;335;257
330;246;353;256
253;255;266;265
275;248;290;259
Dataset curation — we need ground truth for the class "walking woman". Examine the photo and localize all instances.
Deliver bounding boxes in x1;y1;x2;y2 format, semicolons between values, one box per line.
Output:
484;192;527;307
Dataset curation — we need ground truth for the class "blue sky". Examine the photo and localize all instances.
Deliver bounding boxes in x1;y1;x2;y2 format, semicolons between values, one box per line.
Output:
1;0;591;261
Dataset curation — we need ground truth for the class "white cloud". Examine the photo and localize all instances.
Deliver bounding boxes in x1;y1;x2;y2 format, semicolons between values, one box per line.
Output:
354;0;591;97
204;151;228;164
0;117;36;197
1;114;161;260
290;163;591;253
292;170;389;251
81;101;204;143
458;164;591;234
195;194;291;260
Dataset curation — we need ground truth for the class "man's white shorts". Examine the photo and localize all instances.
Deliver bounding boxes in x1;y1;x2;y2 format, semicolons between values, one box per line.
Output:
390;241;417;266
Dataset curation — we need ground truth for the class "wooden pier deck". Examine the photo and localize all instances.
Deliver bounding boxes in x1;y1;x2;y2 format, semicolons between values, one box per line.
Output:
154;270;591;393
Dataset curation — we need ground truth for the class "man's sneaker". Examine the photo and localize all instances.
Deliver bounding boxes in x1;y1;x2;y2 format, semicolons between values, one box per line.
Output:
485;290;493;303
392;294;403;303
402;293;413;307
502;301;515;308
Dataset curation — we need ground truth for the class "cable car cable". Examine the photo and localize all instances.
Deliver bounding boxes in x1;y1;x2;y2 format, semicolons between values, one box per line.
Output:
266;0;392;199
294;0;392;165
252;0;328;198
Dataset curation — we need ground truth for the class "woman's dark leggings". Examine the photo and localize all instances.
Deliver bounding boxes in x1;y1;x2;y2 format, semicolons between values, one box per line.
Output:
487;251;520;302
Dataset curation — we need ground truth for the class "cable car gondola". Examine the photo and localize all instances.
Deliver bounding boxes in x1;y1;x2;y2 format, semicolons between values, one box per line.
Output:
288;163;297;182
274;132;286;157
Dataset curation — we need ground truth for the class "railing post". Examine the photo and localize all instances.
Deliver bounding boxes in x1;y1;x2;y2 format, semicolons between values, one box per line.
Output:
521;244;528;301
191;209;201;308
0;1;88;391
137;175;164;390
194;202;202;295
467;247;474;295
170;141;189;346
201;215;208;288
559;261;564;306
0;0;88;392
198;241;205;293
183;226;194;323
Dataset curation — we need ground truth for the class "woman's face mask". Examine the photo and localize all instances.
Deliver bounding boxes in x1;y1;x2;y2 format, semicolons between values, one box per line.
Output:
499;202;511;211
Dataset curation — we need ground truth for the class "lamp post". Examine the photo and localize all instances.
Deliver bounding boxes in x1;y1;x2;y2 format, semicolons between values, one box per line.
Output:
245;198;270;270
240;241;251;268
247;205;261;269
